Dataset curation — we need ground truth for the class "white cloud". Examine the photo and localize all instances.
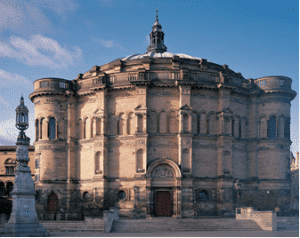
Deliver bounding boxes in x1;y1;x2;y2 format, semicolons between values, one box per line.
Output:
0;0;78;34
0;69;31;88
0;35;82;69
92;38;126;51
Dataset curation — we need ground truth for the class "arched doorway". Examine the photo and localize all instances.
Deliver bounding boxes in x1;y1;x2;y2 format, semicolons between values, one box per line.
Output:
146;158;182;218
47;193;58;213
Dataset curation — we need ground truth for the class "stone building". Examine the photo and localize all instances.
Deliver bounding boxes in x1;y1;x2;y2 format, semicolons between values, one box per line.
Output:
29;15;296;218
0;146;35;198
290;152;299;210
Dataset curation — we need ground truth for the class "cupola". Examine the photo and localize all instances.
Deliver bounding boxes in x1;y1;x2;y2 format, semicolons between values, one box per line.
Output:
146;10;167;53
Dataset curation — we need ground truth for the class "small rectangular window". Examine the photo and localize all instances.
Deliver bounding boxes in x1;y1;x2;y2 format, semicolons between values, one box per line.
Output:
40;81;49;88
279;80;285;86
258;80;266;87
59;82;67;88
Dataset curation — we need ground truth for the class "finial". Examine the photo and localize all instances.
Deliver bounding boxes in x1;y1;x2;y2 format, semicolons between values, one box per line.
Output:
20;95;24;104
156;9;158;22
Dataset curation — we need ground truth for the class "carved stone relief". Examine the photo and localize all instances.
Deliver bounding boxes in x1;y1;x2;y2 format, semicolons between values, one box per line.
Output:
152;165;174;178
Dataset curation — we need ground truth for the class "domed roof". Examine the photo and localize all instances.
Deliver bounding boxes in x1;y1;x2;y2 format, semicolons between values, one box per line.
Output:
122;52;202;60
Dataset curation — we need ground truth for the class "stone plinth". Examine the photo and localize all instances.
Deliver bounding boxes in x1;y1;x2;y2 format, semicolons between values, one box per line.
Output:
3;142;48;236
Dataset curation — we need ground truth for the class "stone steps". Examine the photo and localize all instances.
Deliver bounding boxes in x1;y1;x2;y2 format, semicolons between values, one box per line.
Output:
42;221;104;232
277;217;299;231
112;218;262;233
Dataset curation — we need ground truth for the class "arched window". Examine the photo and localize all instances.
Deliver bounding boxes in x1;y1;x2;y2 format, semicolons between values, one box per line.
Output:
169;111;178;134
95;152;101;174
233;117;239;138
47;193;58;213
6;182;13;197
200;112;207;134
40;118;45;139
208;113;217;135
159;111;167;134
127;113;134;135
267;116;276;139
284;118;290;139
136;149;144;172
84;117;91;139
78;119;84;139
191;112;198;135
35;119;39;142
95;118;101;135
0;182;5;197
118;113;126;135
182;114;189;133
137;114;143;133
48;117;56;140
83;192;90;202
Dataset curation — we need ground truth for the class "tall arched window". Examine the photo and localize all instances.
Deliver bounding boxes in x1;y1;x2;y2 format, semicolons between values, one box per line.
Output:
78;119;83;139
182;114;189;133
200;112;207;134
40;118;45;139
191;112;198;135
267;116;276;139
96;118;101;135
118;113;126;135
95;152;101;174
128;113;135;135
136;149;144;172
84;117;91;139
35;119;39;142
159;111;167;134
48;117;56;140
284;118;290;139
208;113;217;135
137;114;143;133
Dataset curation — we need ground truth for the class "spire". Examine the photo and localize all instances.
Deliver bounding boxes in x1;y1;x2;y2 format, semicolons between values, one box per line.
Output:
146;10;167;53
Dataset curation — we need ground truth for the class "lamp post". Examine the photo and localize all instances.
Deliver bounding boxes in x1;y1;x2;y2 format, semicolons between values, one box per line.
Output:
3;96;48;236
234;180;241;208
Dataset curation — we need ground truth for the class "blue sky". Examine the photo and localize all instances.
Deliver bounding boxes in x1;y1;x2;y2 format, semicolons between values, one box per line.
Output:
0;0;298;154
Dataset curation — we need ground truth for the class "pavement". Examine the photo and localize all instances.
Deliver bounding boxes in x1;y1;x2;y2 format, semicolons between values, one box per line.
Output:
49;230;299;237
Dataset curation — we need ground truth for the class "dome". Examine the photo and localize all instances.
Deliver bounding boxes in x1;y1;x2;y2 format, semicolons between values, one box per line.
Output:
122;52;202;61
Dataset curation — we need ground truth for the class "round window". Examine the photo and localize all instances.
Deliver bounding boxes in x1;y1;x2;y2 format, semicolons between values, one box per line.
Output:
117;190;126;200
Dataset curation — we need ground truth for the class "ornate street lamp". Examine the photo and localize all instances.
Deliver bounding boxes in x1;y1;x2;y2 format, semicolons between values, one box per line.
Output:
15;96;30;144
3;96;48;236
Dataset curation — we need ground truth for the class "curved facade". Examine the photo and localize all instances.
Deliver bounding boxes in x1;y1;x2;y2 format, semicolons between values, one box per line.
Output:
29;17;296;218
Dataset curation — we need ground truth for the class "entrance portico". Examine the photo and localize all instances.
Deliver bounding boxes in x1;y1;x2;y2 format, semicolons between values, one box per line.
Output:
145;158;182;218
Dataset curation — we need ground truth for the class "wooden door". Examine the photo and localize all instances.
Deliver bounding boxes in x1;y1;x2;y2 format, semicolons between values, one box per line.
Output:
154;191;173;217
48;193;58;213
